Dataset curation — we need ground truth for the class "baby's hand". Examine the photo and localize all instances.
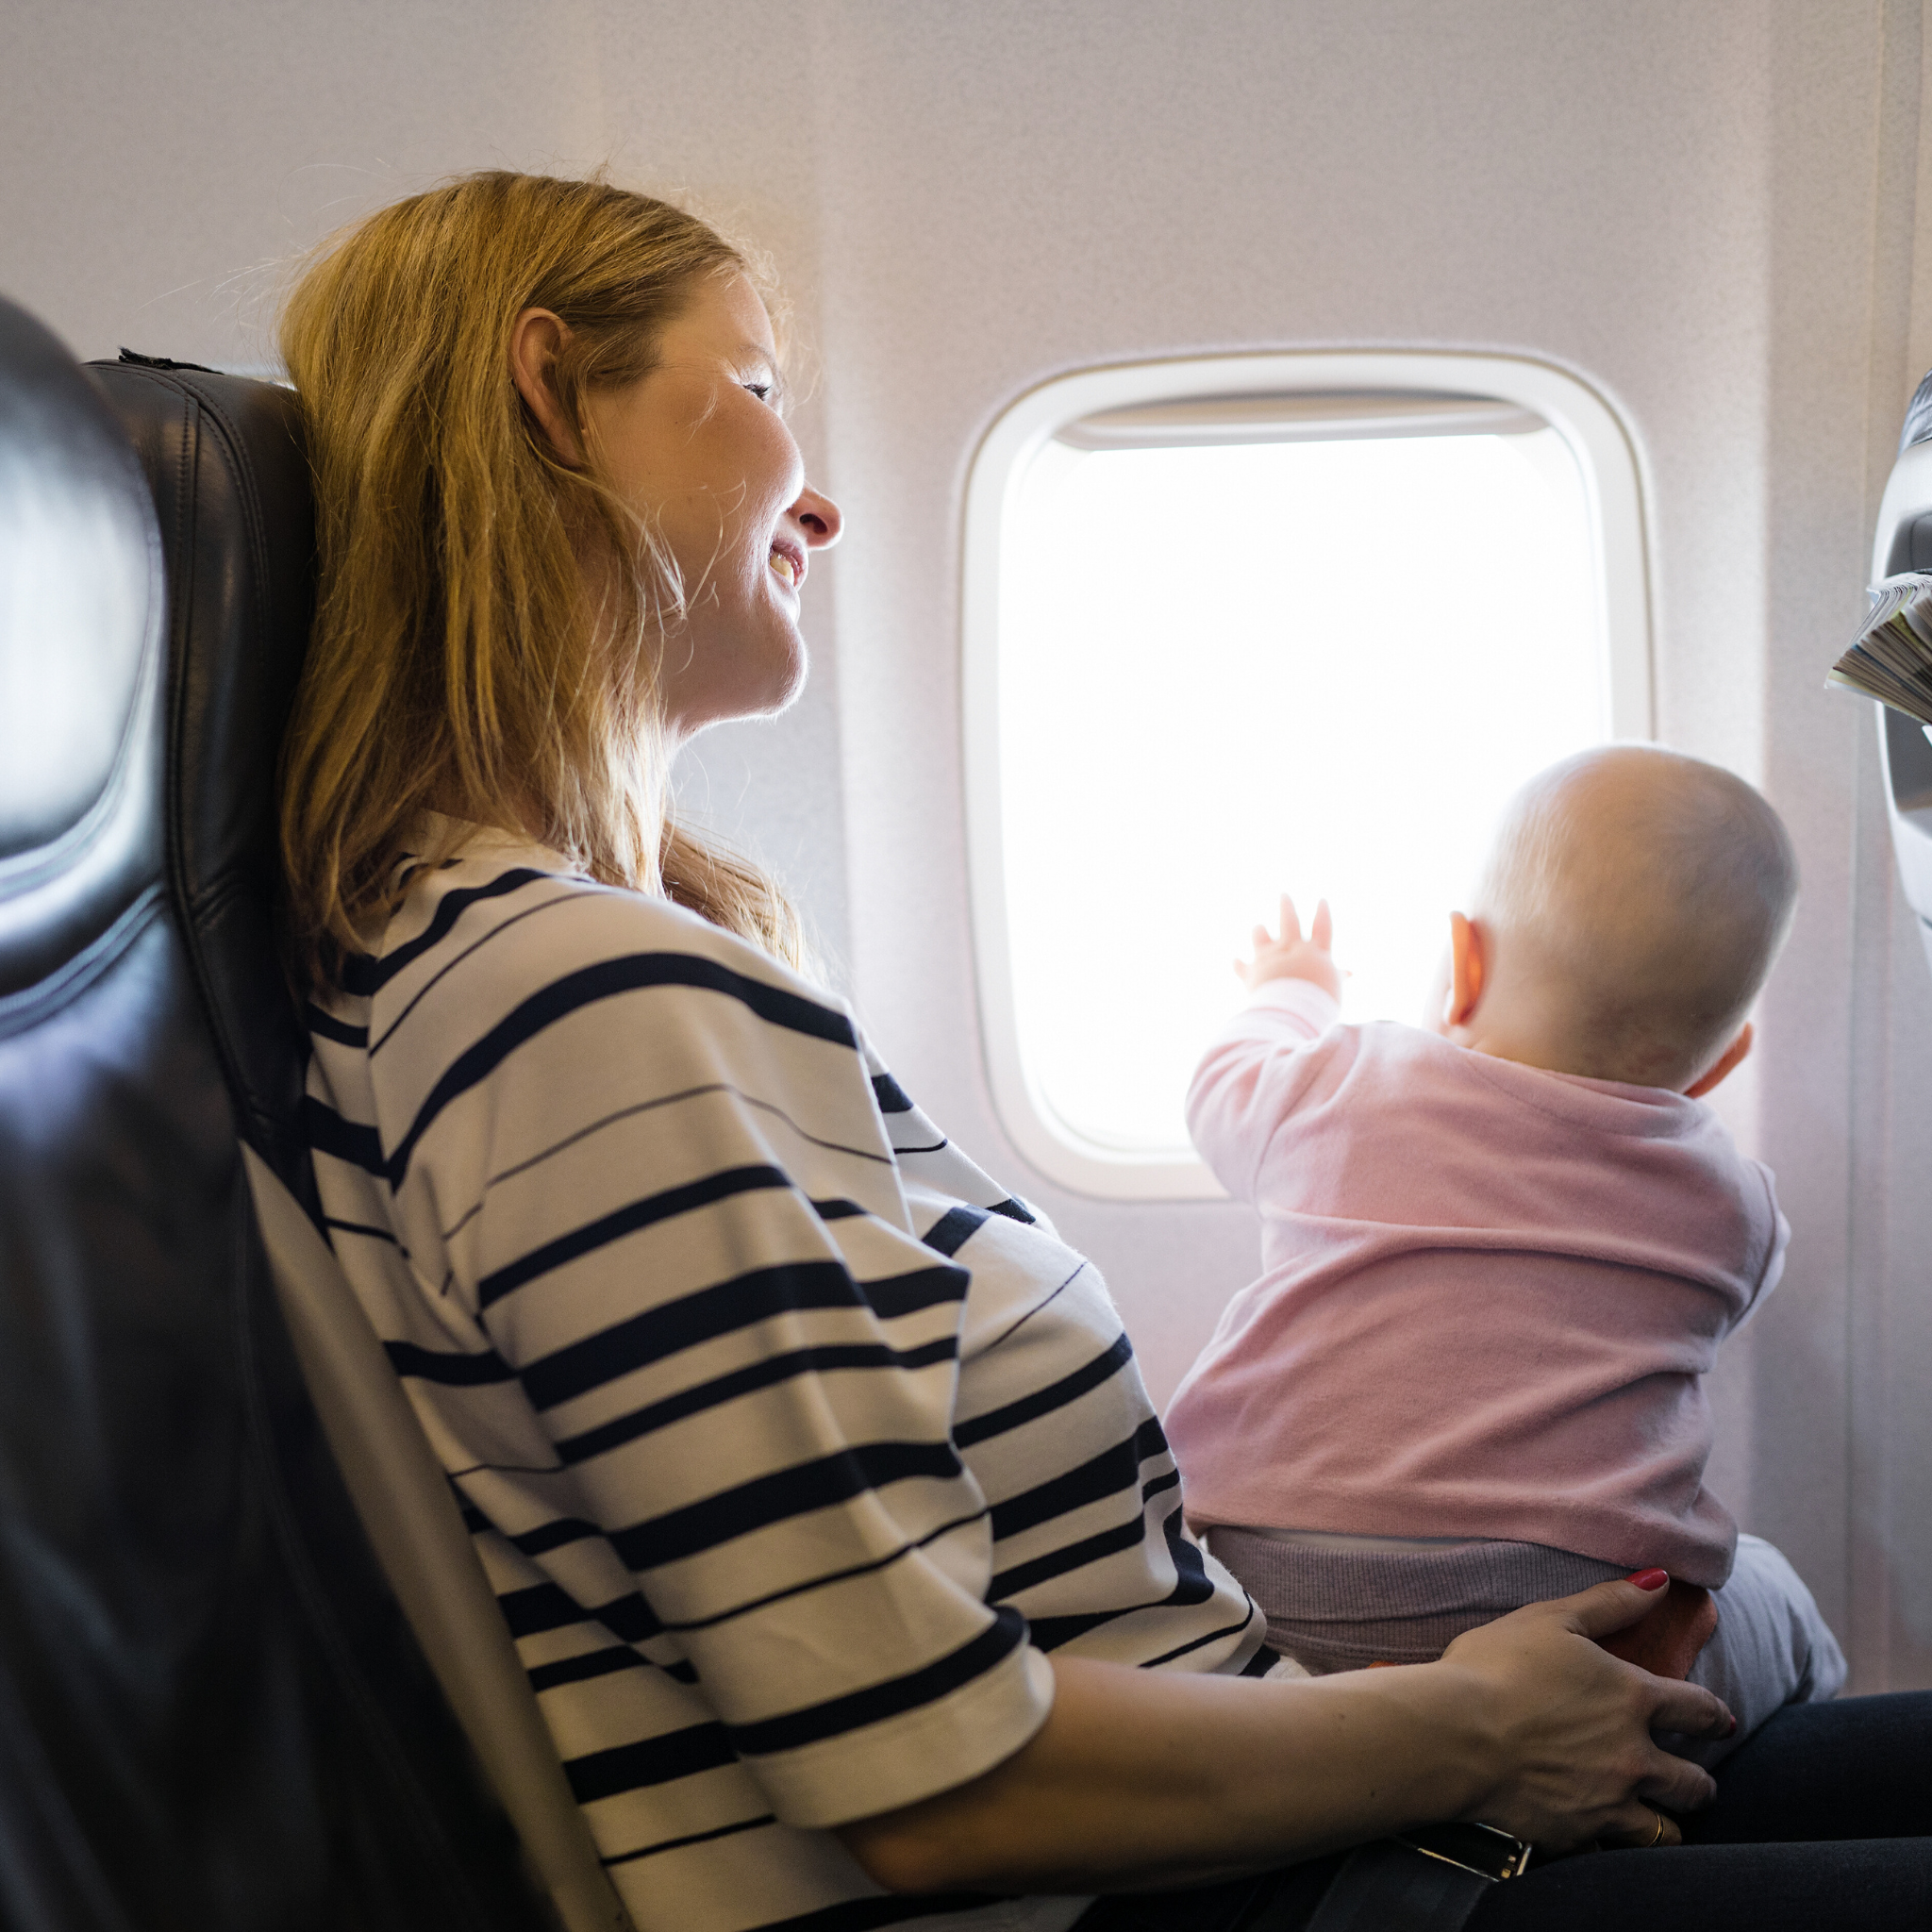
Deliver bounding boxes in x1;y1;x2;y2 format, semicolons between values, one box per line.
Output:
1238;894;1341;1001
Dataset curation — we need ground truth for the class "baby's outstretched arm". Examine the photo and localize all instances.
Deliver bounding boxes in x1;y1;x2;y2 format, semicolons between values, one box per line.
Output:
1191;895;1343;1198
1238;894;1342;1002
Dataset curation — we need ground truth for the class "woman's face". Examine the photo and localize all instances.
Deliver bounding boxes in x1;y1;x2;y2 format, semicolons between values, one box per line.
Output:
577;273;841;741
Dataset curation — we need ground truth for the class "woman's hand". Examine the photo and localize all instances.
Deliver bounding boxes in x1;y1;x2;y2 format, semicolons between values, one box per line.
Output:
836;1575;1734;1894
1598;1575;1718;1681
1428;1574;1735;1851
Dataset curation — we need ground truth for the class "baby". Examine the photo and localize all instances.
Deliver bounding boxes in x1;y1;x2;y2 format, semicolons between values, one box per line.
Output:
1165;744;1843;1758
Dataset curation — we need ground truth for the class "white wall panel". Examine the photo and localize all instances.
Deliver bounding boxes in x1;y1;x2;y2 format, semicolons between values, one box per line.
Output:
4;0;1929;1686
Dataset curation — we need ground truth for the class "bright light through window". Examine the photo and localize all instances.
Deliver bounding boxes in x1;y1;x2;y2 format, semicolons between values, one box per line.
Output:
1002;430;1604;1155
965;356;1650;1195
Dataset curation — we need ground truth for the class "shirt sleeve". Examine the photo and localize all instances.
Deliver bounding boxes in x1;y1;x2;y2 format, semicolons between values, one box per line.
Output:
1185;978;1343;1200
372;889;1053;1829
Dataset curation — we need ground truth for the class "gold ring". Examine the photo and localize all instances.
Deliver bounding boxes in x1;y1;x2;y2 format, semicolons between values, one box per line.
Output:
1646;1809;1666;1848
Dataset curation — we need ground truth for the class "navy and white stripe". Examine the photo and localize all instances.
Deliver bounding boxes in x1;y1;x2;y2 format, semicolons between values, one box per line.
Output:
306;824;1260;1932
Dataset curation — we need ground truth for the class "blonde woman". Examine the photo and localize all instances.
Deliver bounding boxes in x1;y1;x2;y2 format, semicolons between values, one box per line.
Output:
283;173;1928;1932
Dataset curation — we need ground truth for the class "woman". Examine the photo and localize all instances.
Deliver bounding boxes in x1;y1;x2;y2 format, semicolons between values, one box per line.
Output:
281;172;1928;1932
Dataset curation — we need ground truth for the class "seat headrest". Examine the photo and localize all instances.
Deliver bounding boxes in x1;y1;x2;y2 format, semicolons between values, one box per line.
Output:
0;300;167;1005
86;358;320;1208
1868;369;1932;971
1899;368;1932;459
1878;365;1932;580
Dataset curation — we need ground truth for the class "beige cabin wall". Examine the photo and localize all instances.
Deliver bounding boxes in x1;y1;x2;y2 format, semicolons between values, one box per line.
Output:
4;0;1930;1688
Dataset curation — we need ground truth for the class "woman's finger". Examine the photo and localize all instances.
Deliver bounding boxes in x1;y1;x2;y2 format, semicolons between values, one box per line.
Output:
1547;1579;1735;1739
1596;1805;1682;1850
1637;1744;1719;1817
1641;1672;1733;1742
1555;1575;1682;1641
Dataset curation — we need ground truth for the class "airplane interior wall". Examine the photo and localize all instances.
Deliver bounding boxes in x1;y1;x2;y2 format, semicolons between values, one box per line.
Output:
8;0;1932;1691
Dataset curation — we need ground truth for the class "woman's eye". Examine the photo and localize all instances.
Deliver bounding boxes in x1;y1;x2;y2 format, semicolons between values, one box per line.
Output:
744;381;775;404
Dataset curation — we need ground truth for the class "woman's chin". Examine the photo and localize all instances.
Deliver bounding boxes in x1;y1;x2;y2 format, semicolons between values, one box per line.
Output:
746;623;809;716
672;640;808;738
771;641;809;712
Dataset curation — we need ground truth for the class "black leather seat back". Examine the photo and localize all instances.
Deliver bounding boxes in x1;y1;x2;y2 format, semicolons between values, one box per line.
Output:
91;357;321;1212
0;296;543;1932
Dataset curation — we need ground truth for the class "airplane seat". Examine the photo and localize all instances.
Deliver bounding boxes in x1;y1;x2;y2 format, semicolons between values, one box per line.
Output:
1871;366;1932;976
0;291;558;1932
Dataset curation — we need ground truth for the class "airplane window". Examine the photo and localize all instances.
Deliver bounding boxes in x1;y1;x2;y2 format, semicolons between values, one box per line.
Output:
963;355;1651;1198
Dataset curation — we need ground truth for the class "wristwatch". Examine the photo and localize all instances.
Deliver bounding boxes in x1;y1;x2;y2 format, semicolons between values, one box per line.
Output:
1394;1822;1535;1881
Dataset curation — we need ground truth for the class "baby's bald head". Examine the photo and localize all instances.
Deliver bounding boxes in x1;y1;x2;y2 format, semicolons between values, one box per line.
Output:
1471;747;1797;1090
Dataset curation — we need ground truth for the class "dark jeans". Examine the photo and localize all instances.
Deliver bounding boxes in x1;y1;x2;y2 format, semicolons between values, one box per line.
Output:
1073;1693;1932;1931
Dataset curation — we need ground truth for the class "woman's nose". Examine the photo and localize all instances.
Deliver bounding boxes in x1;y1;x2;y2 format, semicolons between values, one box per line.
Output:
793;483;843;549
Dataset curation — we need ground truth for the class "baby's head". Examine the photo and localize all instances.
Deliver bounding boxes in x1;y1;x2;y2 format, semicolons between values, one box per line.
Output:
1445;746;1798;1092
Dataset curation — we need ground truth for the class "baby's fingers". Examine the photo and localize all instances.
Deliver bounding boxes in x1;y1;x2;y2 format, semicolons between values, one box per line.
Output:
1310;898;1333;953
1277;894;1304;946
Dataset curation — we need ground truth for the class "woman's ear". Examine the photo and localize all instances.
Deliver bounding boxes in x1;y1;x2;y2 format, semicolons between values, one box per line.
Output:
509;308;583;465
1684;1021;1754;1099
1446;911;1487;1030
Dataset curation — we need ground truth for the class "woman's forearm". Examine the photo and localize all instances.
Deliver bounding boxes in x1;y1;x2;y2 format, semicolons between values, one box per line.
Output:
837;1654;1489;1894
836;1580;1732;1895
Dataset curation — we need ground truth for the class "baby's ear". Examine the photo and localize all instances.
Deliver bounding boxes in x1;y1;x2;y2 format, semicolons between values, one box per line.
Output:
1445;912;1486;1029
1684;1022;1754;1098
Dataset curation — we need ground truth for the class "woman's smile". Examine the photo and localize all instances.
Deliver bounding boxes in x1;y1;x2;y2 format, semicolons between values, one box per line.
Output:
768;533;807;591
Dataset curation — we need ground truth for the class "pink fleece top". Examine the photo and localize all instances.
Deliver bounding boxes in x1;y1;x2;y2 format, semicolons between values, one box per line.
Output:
1164;980;1789;1588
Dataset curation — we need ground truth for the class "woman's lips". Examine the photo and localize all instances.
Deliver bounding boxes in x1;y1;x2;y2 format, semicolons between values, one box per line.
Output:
769;538;807;591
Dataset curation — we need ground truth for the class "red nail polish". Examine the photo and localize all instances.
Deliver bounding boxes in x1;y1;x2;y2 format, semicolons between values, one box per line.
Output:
1626;1568;1669;1591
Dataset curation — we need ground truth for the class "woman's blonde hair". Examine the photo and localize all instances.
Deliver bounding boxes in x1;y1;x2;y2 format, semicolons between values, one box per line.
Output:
278;169;809;989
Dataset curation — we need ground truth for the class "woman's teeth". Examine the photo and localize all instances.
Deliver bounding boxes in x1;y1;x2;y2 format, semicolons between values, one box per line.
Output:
769;549;798;588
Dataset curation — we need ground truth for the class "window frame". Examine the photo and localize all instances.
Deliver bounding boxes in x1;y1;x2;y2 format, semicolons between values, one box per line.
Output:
961;350;1654;1199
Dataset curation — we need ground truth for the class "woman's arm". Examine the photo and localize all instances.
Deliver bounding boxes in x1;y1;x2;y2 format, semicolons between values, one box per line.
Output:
838;1575;1732;1895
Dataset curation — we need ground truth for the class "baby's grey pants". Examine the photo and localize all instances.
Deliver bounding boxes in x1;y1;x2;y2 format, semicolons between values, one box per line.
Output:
1208;1527;1845;1764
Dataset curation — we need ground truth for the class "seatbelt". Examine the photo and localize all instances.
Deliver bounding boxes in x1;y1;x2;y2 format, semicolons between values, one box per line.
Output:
242;1147;636;1932
1295;1824;1530;1932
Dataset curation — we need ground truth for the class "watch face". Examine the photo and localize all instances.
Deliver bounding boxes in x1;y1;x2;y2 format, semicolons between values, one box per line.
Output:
1394;1821;1535;1883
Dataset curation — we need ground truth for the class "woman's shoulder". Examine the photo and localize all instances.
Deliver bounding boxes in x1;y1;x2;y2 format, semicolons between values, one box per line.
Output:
352;822;850;1033
308;824;874;1176
384;820;770;958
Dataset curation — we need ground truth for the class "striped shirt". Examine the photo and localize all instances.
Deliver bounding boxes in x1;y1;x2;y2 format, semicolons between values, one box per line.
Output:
304;825;1261;1932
